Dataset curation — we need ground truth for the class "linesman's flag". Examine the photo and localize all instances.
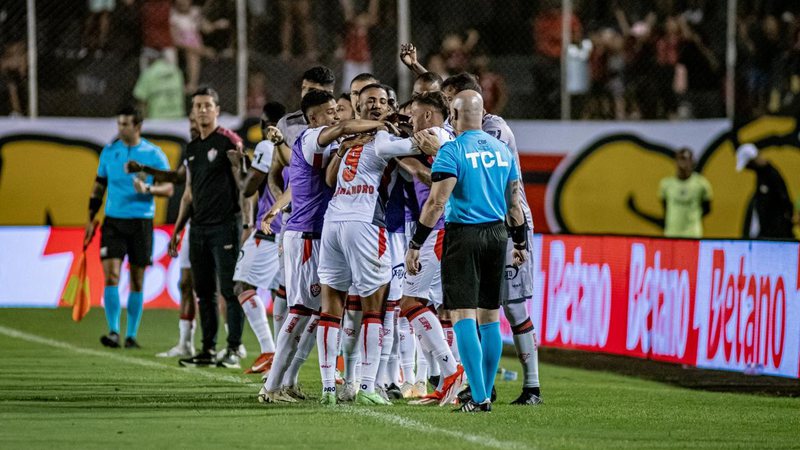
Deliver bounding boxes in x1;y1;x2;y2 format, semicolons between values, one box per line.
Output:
62;222;97;322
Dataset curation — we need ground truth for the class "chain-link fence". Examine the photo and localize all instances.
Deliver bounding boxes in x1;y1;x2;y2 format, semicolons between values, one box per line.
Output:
4;0;800;121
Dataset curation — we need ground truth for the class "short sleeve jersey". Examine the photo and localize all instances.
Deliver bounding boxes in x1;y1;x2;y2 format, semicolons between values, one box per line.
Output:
284;127;337;233
659;172;713;238
277;110;309;150
185;127;243;226
325;135;396;227
431;129;519;225
251;140;282;235
97;138;169;219
412;127;455;230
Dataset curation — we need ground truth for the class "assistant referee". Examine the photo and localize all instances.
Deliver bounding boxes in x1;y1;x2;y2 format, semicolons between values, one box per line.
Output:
405;90;528;413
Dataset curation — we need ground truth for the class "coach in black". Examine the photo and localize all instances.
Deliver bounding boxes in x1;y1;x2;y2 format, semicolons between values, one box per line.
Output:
169;87;247;368
406;90;527;412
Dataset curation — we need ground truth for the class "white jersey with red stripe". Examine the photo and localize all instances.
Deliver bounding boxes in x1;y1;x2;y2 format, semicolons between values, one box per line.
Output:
324;130;417;227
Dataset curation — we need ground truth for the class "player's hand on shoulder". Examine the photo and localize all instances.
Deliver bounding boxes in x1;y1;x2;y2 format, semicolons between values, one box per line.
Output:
266;126;284;145
414;129;441;156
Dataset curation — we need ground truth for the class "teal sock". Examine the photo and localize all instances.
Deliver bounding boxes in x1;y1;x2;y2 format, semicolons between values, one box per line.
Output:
126;291;144;339
479;321;502;399
103;286;121;334
453;318;486;403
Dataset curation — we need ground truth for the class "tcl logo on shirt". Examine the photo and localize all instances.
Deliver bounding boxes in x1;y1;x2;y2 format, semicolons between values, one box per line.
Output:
465;150;510;169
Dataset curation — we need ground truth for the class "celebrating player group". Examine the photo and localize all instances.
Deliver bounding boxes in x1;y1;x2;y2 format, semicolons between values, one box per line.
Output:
88;45;542;413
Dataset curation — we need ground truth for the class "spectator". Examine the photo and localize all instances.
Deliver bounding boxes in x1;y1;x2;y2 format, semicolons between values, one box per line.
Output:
565;26;592;118
768;27;800;115
140;0;176;73
472;52;507;115
170;0;207;93
279;0;317;60
133;52;186;119
741;15;785;115
82;0;115;56
736;143;794;240
676;18;723;118
441;29;479;75
246;71;267;117
340;0;379;93
202;0;233;58
0;40;25;117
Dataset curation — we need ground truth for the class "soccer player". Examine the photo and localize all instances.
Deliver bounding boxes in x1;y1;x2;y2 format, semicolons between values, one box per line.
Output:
348;72;379;113
316;84;466;406
378;91;466;406
169;87;247;369
259;89;384;403
127;114;198;358
234;102;288;375
437;72;543;405
406;90;527;412
85;106;173;349
268;66;335;338
413;72;443;96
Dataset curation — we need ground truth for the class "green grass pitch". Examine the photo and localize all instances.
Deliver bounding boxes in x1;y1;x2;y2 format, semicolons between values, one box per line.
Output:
0;309;797;449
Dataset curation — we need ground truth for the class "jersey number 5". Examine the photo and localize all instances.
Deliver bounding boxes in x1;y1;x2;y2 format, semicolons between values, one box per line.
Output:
342;146;364;182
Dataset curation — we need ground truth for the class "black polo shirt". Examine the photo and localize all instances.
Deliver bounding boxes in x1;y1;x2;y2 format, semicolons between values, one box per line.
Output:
185;126;242;226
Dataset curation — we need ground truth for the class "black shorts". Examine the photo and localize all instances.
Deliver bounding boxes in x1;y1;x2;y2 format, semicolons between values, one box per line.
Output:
441;221;507;310
100;217;154;266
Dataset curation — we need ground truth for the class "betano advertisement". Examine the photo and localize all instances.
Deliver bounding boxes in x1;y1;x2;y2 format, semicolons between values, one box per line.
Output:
1;227;797;378
2;116;798;236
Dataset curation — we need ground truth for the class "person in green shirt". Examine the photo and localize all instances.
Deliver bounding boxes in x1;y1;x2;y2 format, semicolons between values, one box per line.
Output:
133;55;186;119
657;148;713;238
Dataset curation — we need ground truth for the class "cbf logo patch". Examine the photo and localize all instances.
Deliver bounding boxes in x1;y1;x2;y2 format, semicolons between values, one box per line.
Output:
392;264;405;280
505;264;519;280
207;148;218;162
310;283;321;297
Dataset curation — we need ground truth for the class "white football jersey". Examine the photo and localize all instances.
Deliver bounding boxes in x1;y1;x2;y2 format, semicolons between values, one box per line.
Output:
325;130;420;226
252;140;274;173
482;114;533;228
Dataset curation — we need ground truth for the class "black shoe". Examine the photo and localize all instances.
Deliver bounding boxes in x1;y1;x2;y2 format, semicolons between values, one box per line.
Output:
100;332;120;348
386;383;403;400
179;350;216;367
428;375;440;388
124;337;141;349
453;399;492;413
457;385;497;404
511;387;543;405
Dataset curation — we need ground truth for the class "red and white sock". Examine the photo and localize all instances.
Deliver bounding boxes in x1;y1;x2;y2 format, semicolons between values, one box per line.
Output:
271;285;288;342
264;306;310;392
359;311;383;393
403;304;457;377
283;314;319;387
317;313;341;393
504;301;540;389
342;296;362;384
239;290;275;354
440;319;460;363
376;300;398;387
397;316;416;383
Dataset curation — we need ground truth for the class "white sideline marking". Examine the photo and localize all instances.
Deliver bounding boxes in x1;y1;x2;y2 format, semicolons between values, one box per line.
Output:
0;324;530;450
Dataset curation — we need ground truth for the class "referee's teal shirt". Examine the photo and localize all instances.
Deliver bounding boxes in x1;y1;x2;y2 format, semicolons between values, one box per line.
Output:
97;138;169;219
431;129;519;224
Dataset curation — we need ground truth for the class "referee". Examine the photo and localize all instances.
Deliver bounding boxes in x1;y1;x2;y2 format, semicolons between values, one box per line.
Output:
86;106;173;349
405;90;527;413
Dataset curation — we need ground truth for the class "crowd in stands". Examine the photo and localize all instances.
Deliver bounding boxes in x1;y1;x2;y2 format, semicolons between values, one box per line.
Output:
1;0;799;120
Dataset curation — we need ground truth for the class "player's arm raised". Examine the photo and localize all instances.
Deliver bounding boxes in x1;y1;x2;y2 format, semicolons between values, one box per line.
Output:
400;43;429;76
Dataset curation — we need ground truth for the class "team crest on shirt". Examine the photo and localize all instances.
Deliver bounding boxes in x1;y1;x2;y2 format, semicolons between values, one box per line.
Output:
392;264;405;280
505;264;519;280
310;283;321;297
207;148;218;162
